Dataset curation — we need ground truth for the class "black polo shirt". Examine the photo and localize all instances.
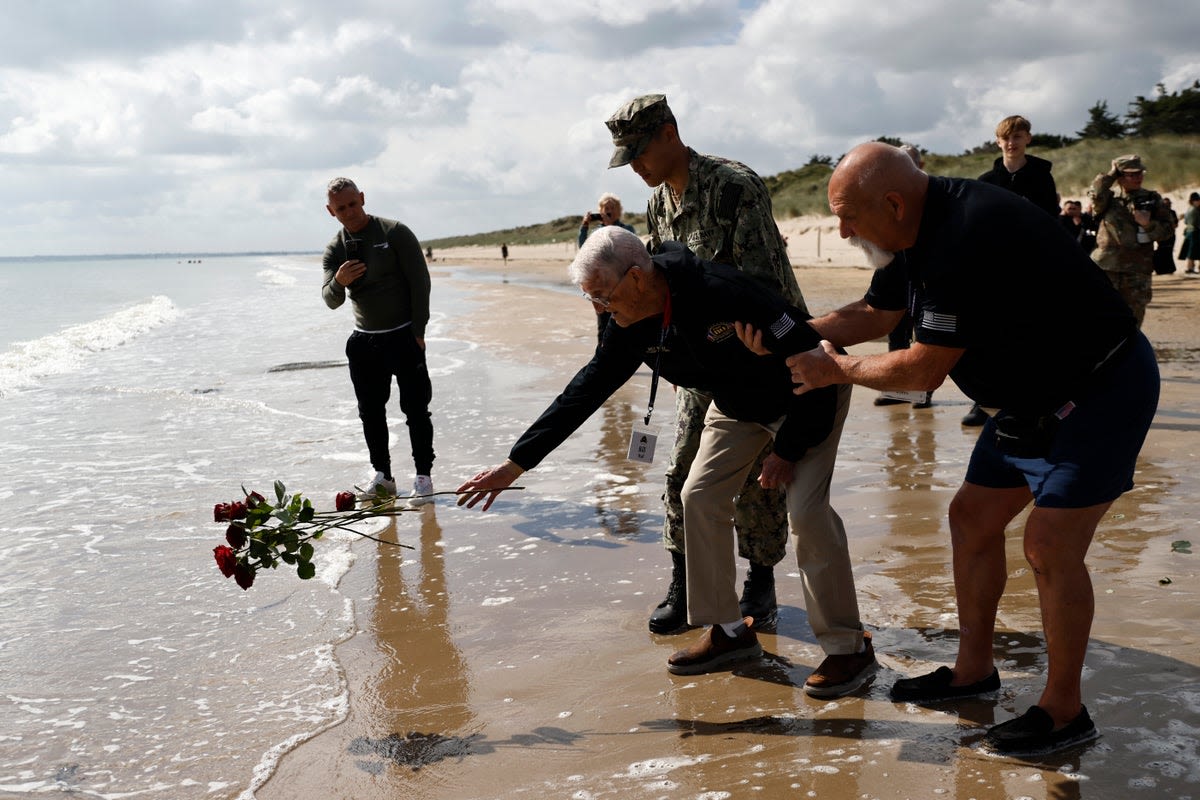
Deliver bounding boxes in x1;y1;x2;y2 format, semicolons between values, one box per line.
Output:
865;176;1135;414
510;246;835;470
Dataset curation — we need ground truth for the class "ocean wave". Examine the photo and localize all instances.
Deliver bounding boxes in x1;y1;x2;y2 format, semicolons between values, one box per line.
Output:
256;268;298;287
0;295;179;397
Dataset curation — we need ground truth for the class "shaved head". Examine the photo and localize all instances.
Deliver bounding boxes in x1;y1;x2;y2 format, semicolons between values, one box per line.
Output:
828;142;929;256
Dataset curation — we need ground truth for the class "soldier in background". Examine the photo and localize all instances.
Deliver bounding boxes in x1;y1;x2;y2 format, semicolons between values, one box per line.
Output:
1089;155;1175;326
605;94;799;640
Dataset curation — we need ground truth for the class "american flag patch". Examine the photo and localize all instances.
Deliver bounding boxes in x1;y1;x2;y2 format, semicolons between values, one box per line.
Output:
769;313;796;339
921;310;957;333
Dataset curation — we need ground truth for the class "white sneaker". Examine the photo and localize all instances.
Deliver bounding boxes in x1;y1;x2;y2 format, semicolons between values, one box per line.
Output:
358;471;397;500
407;475;435;508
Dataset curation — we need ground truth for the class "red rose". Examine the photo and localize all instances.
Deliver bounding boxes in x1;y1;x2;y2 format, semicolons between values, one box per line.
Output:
230;500;248;520
225;523;247;549
213;545;237;577
335;491;356;512
213;503;232;522
234;562;256;590
246;491;266;509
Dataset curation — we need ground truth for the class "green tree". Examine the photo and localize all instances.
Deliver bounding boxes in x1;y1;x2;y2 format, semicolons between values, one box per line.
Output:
1126;81;1200;136
805;154;834;166
1031;133;1076;149
1077;100;1127;139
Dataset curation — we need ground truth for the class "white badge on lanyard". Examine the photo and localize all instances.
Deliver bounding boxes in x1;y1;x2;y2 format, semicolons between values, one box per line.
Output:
627;421;659;464
628;291;672;465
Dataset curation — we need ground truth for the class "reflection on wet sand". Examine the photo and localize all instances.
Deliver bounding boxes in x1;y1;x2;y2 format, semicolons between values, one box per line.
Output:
591;389;660;540
350;511;473;771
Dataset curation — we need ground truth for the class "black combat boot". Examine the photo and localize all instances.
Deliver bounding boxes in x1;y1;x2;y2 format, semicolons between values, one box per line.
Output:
648;551;692;635
739;562;778;631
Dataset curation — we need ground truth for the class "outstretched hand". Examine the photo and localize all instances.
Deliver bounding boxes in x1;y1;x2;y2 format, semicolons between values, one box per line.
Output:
456;460;524;512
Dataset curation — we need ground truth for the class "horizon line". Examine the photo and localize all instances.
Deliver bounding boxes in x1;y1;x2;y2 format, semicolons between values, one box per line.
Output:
0;250;318;263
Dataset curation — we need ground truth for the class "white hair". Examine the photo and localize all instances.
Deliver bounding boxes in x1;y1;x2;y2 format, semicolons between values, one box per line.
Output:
568;226;651;287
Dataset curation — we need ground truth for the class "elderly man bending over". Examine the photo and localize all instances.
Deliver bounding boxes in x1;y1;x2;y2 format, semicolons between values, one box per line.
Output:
457;226;875;696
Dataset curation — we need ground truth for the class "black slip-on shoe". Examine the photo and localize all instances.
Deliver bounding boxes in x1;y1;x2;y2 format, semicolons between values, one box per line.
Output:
984;705;1098;756
889;666;1000;703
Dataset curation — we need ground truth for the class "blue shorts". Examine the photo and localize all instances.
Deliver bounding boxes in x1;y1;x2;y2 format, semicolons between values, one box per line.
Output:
964;332;1159;508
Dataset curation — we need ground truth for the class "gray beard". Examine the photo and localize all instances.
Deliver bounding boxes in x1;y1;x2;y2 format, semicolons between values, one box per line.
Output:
849;236;895;269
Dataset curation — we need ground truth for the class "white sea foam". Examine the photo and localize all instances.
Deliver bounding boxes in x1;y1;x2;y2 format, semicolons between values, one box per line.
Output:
0;295;178;396
255;268;297;287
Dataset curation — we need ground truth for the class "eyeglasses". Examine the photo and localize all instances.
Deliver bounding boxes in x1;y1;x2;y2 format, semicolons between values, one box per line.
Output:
581;266;632;309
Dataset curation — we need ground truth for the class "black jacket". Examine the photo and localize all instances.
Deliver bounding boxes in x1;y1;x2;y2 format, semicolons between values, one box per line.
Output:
977;154;1059;218
509;245;836;470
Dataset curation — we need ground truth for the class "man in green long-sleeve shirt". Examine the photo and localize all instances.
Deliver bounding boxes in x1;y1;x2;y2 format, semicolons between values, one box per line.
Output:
321;177;435;507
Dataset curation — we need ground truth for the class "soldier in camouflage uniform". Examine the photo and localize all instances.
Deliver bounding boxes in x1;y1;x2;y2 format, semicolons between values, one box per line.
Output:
1089;154;1175;327
606;94;809;635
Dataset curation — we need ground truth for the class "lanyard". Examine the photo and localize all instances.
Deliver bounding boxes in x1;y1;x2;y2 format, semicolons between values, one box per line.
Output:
644;291;672;426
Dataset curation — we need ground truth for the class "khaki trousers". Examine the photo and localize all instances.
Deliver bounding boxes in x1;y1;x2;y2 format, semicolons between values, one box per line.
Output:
682;384;863;655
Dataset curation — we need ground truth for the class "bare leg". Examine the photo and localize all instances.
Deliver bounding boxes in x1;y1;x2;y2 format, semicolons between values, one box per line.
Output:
1023;502;1110;727
946;482;1031;684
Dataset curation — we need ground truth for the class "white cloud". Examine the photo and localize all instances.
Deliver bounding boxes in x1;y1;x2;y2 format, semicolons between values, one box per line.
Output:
0;0;1195;255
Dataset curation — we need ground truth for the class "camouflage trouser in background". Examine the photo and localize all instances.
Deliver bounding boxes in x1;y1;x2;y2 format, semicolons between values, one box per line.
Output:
662;388;789;566
1103;269;1152;328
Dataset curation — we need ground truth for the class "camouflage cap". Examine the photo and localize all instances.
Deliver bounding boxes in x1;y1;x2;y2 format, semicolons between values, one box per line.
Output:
605;94;676;168
1115;154;1147;173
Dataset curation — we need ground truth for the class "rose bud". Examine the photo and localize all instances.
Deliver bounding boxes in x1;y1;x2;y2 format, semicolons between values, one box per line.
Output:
225;523;247;549
230;501;248;520
213;545;237;578
246;491;266;509
335;491;356;512
213;503;232;523
234;563;256;590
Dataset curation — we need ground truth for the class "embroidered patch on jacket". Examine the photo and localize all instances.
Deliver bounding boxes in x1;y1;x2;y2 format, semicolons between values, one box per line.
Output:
920;310;957;333
769;313;796;339
707;322;736;343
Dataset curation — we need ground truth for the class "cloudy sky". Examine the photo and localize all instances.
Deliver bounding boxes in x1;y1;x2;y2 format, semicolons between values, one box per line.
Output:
1;0;1196;256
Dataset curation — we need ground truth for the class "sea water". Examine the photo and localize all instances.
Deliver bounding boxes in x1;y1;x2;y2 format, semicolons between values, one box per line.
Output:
0;252;657;799
0;254;448;798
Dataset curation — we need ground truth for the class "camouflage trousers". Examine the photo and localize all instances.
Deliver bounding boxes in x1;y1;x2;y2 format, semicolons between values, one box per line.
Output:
1103;269;1152;328
662;388;788;566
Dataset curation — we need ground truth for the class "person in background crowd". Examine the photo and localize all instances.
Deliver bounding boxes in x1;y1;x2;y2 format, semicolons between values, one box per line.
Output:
578;193;637;336
961;115;1060;427
1152;197;1178;276
1182;191;1200;274
1059;200;1097;254
1088;154;1175;326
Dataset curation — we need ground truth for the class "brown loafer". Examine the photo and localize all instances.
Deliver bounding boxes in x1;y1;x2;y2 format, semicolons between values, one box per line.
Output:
667;616;762;675
804;631;878;698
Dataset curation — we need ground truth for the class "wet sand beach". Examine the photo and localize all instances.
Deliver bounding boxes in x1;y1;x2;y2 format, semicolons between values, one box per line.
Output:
257;232;1200;800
